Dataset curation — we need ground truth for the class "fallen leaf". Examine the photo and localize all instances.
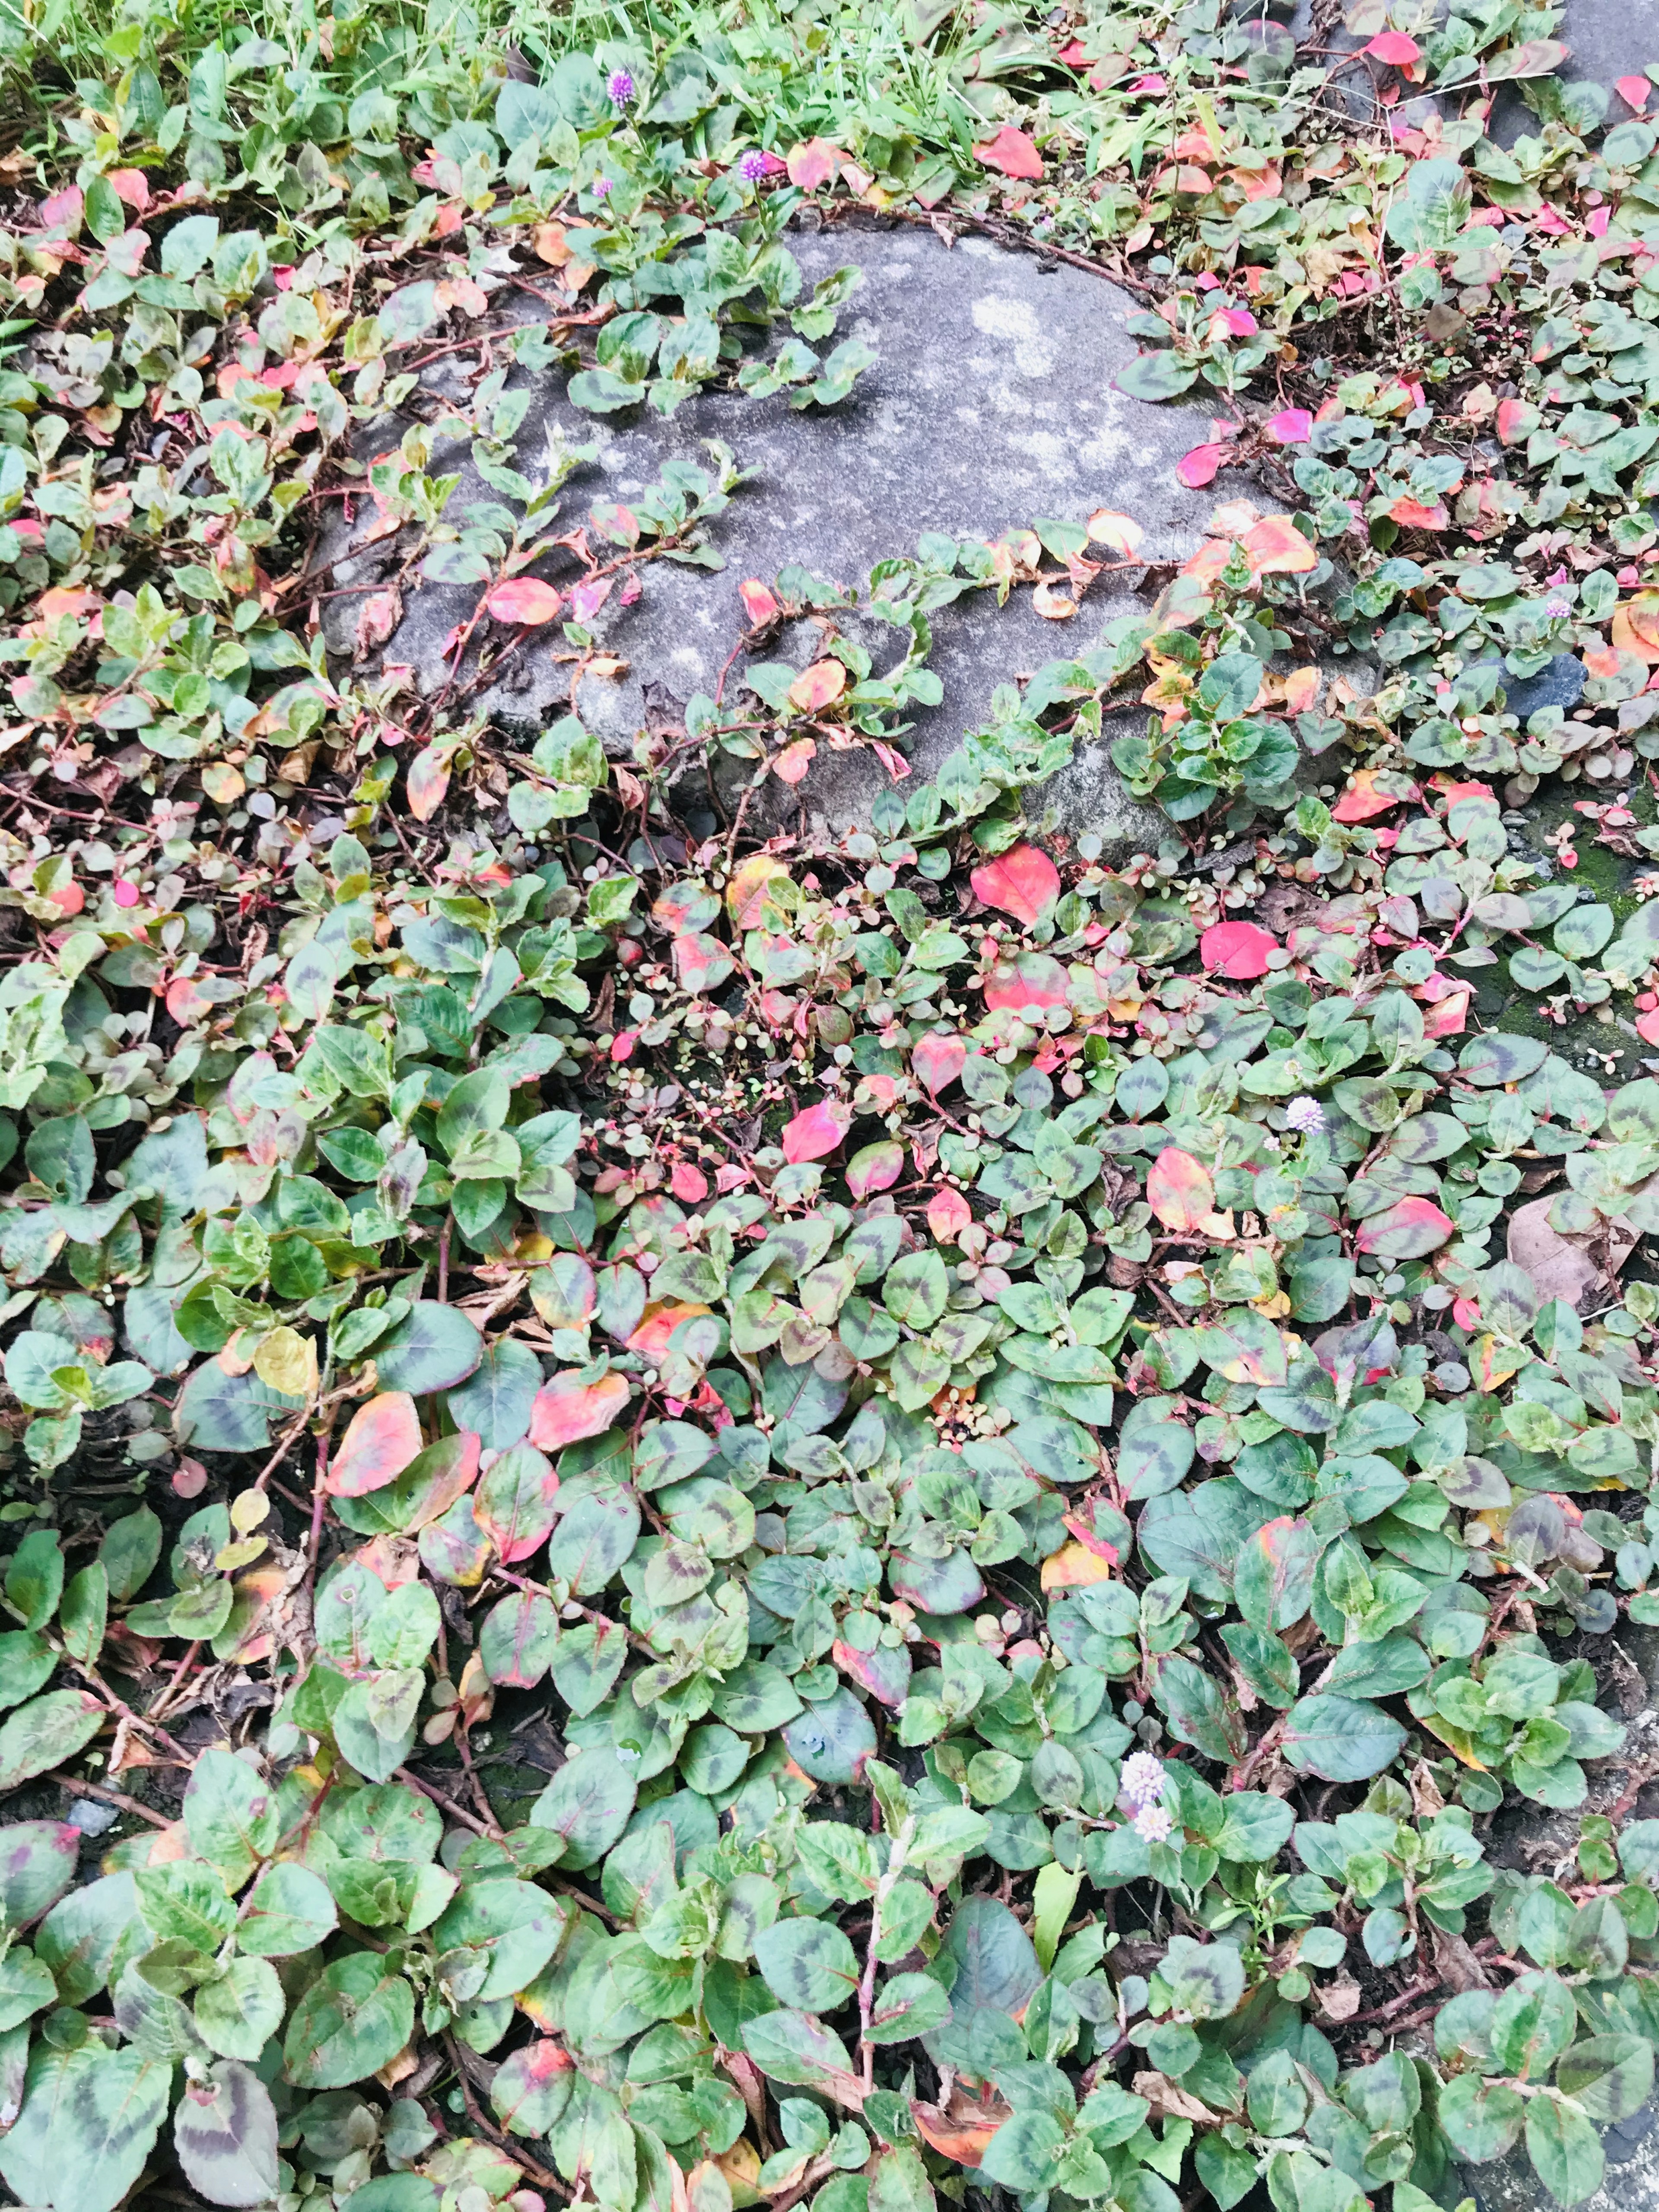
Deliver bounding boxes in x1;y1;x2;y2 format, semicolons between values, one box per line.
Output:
1618;73;1651;111
1265;407;1313;443
1241;512;1318;575
1332;768;1418;822
973;125;1044;179
911;2087;1013;2167
1032;578;1077;618
1365;30;1421;61
1132;2073;1214;2124
1316;1975;1362;2023
1506;1195;1638;1309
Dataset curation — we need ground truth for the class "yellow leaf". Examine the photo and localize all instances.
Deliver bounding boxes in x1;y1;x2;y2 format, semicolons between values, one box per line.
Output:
253;1325;317;1401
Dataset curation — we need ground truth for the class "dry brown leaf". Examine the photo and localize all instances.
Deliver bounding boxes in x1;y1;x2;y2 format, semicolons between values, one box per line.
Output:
911;2085;1012;2165
1316;1974;1362;2022
1131;2071;1214;2123
1432;1926;1491;1993
1506;1195;1637;1310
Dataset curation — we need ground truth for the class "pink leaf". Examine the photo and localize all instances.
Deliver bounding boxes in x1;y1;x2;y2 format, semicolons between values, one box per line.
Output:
108;169;150;210
1177;443;1227;488
39;187;82;235
971;843;1061;925
1200;920;1278;978
1147;1147;1215;1234
526;1371;631;1450
165;976;213;1027
870;741;911;780
486;578;563;625
355;588;403;656
330;1392;423;1497
982;952;1069;1013
1266;407;1312;444
786;137;845;191
739;578;779;626
912;1033;967;1095
670;1162;709;1203
973;125;1044;180
772;737;817;784
781;1099;852;1164
927;1188;973;1243
1366;30;1421;62
1618;73;1651;111
568;575;612;624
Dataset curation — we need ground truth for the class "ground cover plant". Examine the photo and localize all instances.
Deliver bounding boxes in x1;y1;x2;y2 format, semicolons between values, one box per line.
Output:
10;0;1659;2208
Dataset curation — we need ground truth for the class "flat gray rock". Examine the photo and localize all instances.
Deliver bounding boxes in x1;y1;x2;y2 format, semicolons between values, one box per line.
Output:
324;219;1230;854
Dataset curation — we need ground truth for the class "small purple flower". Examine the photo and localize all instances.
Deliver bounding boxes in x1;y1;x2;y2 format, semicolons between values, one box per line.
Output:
738;149;768;183
1120;1750;1168;1809
1542;591;1572;619
1285;1095;1325;1135
591;175;612;200
607;68;636;107
1134;1802;1175;1843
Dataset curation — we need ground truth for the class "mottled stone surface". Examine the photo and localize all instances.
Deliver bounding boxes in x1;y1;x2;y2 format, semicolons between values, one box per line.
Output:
324;218;1233;854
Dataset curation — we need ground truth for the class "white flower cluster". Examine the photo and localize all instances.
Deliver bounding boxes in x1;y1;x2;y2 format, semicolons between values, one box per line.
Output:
1120;1749;1173;1841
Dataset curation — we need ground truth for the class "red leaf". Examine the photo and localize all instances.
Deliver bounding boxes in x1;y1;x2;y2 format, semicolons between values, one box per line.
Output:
973;125;1044;179
671;1162;709;1202
1366;30;1421;61
108;169;150;210
486;578;562;625
407;743;452;823
1265;407;1312;444
788;660;845;713
786;137;845;190
739;578;779;626
1200;920;1278;978
330;1392;423;1497
781;1098;852;1163
172;1458;208;1500
847;1139;904;1199
1177;443;1227;488
971;843;1060;925
1618;73;1651;111
526;1371;631;1450
912;1033;967;1095
927;1188;973;1243
1389;496;1449;530
1332;769;1419;823
1147;1147;1215;1233
772;737;817;785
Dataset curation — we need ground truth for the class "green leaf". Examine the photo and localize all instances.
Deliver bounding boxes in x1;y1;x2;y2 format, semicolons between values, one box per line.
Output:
530;1745;638;1869
238;1861;339;1957
184;1747;279;1885
741;2009;861;2092
782;1688;877;1784
754;1919;860;2013
0;1818;80;1921
1116;352;1200;401
980;2110;1067;2191
1281;1694;1406;1781
0;2042;172;2212
865;1972;951;2043
373;1301;483;1393
1159;1933;1245;2020
1524;2092;1605;2206
0;1690;104;1790
194;1955;285;2062
938;1894;1041;2018
1492;1970;1577;2077
283;1951;416;2087
174;2059;280;2210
